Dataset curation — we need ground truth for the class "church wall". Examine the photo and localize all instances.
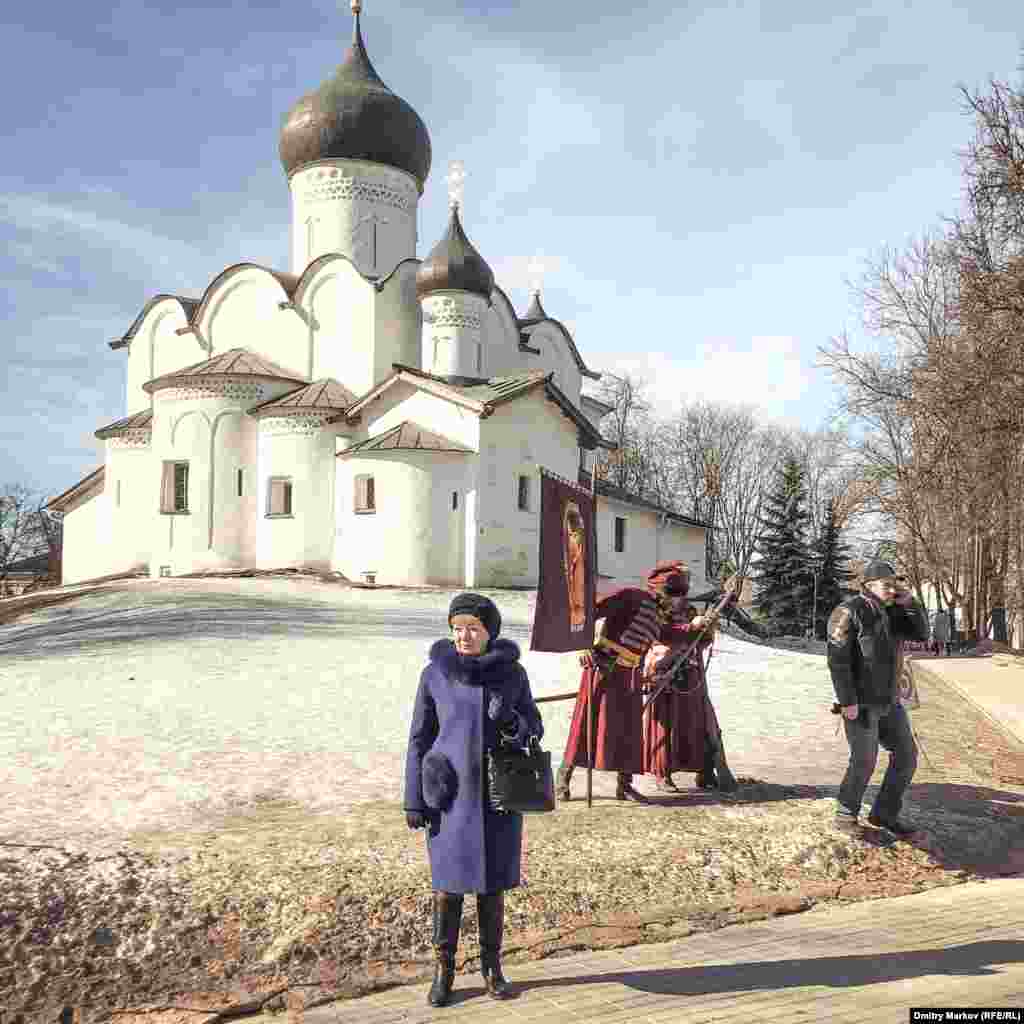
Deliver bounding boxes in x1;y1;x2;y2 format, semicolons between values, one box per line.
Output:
125;302;195;416
61;486;114;585
596;494;708;593
375;261;421;379
480;299;529;378
474;392;580;588
333;452;470;585
364;388;481;452
149;381;289;576
307;263;377;398
150;315;206;391
255;418;336;570
213;412;259;563
204;274;308;381
288;158;419;277
419;292;489;377
104;439;155;576
526;324;582;407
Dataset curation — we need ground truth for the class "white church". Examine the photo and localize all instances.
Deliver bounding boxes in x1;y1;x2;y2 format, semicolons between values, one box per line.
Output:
48;1;710;590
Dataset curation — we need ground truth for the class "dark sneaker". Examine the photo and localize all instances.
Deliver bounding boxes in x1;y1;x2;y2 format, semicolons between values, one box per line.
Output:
655;775;680;793
832;814;863;837
867;814;919;837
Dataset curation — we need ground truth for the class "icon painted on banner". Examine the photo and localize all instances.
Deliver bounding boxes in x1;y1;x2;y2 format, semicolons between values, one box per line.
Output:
563;500;587;633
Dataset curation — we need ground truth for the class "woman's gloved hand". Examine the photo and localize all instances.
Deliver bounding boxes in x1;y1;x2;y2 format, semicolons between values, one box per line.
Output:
406;810;428;830
488;694;522;743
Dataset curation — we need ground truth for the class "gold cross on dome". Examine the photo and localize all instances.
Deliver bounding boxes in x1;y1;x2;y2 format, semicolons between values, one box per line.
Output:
446;160;466;209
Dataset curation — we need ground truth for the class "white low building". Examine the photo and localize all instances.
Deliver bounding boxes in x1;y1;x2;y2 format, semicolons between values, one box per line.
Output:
47;2;710;591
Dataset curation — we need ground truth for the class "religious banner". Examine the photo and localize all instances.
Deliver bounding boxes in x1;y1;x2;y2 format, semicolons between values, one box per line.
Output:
530;467;597;652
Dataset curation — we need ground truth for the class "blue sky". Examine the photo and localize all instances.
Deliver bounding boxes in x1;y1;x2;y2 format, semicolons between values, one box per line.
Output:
2;0;1021;500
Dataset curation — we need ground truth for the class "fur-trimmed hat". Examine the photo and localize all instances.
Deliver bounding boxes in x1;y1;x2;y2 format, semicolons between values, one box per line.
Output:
422;750;458;812
647;560;690;595
448;592;501;640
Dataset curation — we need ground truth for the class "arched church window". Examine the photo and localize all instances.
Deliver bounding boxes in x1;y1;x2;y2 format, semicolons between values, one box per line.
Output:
267;477;293;517
160;461;189;514
355;474;376;514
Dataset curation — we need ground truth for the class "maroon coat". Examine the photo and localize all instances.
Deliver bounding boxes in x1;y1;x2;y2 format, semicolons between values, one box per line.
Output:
641;616;713;776
562;587;662;772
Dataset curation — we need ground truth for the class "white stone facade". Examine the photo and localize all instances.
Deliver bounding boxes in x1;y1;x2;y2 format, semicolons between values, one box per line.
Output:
288;159;419;277
420;292;489;378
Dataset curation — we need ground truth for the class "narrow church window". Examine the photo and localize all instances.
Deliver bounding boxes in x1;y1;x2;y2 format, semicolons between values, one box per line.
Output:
116;480;121;508
267;477;293;516
355;474;376;514
517;474;531;512
452;491;458;511
237;469;243;497
160;461;189;514
475;342;482;375
614;516;626;553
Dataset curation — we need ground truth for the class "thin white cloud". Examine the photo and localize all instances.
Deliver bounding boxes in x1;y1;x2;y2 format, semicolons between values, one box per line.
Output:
600;335;811;420
489;252;566;300
1;193;203;285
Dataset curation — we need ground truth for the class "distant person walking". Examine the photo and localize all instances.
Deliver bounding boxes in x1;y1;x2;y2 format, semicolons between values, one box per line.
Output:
932;608;950;657
826;561;929;839
403;593;543;1007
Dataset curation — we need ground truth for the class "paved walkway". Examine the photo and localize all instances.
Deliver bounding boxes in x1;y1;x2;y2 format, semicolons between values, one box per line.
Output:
263;877;1024;1023
912;653;1024;745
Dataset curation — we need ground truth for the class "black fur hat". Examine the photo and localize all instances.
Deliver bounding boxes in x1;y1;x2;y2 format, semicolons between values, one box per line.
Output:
448;592;501;641
422;750;458;811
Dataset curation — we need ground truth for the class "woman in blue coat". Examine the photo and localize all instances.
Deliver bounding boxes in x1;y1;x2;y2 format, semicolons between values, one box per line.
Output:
404;592;543;1007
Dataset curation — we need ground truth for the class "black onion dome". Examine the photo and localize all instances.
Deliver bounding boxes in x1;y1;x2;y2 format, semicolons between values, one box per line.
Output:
416;205;495;301
279;11;431;186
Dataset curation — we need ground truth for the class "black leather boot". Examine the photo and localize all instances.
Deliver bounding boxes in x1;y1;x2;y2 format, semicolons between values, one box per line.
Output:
615;772;650;803
428;891;463;1007
696;741;719;789
477;890;512;999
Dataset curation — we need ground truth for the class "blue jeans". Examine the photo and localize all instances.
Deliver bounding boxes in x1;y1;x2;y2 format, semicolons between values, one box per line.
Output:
837;703;918;820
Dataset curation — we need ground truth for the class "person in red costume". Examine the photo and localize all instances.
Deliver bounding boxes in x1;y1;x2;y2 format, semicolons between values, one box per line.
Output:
556;561;690;802
641;563;718;792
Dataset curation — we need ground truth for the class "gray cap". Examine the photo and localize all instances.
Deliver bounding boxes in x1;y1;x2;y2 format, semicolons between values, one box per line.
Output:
862;559;902;583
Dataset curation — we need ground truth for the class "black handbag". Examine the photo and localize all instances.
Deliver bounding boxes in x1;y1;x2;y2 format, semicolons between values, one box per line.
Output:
486;737;555;814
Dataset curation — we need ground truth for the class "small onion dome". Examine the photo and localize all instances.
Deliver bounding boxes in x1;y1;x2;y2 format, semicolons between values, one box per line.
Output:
279;8;431;187
415;205;495;301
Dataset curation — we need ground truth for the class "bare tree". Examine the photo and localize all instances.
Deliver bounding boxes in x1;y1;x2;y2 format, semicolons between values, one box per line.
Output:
0;484;50;583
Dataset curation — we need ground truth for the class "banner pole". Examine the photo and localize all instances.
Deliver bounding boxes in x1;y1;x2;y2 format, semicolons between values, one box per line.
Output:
587;459;598;810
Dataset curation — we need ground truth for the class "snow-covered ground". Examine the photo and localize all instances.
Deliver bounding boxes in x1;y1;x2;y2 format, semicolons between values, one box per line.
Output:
0;578;848;853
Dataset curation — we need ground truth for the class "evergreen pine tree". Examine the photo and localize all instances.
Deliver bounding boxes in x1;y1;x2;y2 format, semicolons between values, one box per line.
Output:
752;456;815;636
810;497;853;639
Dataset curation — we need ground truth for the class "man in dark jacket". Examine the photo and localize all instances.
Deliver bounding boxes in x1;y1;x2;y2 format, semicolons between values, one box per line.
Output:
826;560;929;838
